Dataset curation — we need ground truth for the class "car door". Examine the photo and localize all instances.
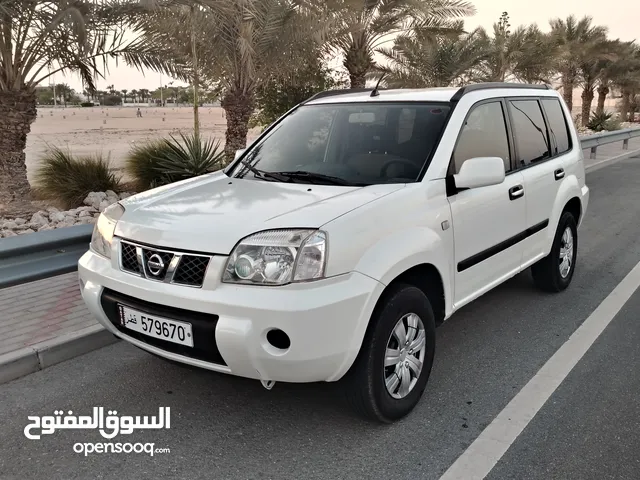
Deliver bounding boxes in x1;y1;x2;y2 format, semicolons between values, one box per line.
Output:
507;97;570;263
448;99;527;308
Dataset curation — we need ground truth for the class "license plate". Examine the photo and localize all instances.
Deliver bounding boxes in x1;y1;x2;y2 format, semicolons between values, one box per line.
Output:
118;305;194;347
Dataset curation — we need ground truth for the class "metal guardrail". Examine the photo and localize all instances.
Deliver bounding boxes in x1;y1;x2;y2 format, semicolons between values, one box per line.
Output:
0;225;93;289
1;127;639;289
580;127;640;159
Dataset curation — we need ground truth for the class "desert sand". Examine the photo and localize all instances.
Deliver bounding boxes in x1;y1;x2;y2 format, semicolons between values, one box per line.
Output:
25;105;262;182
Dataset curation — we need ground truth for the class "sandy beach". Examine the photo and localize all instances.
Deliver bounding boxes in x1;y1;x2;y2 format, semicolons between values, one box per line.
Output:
25;105;262;183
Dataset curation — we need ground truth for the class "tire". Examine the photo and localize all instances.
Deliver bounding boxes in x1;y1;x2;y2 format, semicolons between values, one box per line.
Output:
531;211;578;293
342;283;436;423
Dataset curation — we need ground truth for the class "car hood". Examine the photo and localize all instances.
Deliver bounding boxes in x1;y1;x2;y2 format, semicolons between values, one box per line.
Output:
115;171;405;254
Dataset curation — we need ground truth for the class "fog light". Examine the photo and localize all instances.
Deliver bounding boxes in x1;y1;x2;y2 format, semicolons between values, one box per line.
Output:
266;329;291;350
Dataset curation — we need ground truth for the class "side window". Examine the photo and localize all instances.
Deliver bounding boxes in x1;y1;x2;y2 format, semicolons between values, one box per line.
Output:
508;100;551;166
541;98;571;155
453;101;511;173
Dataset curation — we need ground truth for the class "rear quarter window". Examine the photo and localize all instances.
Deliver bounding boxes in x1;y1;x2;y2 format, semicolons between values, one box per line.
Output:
541;98;572;155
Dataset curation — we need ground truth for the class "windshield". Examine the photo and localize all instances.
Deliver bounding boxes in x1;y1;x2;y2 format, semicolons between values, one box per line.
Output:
229;102;451;186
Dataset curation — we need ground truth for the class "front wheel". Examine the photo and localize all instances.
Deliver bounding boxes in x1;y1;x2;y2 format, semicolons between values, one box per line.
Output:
531;211;578;292
342;284;436;423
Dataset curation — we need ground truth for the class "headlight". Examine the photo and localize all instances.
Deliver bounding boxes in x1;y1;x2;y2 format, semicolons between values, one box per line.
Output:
223;229;327;285
90;203;125;259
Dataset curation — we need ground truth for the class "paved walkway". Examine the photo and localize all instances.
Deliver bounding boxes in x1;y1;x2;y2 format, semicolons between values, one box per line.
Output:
0;273;92;356
0;134;639;371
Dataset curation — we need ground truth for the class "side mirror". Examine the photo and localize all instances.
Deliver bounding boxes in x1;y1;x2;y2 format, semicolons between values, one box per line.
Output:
234;148;246;161
453;157;506;189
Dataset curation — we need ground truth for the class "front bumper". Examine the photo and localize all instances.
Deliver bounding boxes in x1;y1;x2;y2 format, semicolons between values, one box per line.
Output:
78;245;384;383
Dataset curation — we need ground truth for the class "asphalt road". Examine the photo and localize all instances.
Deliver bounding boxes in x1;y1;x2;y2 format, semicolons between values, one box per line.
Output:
2;157;640;480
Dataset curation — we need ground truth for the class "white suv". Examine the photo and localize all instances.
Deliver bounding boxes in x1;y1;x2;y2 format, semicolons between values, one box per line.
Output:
79;82;589;422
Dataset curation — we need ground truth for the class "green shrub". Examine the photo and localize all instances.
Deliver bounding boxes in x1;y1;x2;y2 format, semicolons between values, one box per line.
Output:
587;111;621;132
34;148;121;209
80;102;94;107
126;132;225;191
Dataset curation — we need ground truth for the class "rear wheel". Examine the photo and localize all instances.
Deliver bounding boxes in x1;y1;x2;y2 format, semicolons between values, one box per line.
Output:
531;211;578;292
342;284;436;423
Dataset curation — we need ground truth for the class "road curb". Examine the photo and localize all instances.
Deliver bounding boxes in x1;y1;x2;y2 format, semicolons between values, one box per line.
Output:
585;147;640;173
0;324;118;385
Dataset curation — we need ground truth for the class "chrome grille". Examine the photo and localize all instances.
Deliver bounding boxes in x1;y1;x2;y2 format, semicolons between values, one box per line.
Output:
119;240;211;287
173;255;210;286
121;242;141;274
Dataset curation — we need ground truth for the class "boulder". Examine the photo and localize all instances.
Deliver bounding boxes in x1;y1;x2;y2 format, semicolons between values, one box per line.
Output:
18;229;36;235
1;230;17;238
49;211;67;223
30;212;48;228
84;191;107;210
2;221;18;230
98;199;111;212
14;218;27;226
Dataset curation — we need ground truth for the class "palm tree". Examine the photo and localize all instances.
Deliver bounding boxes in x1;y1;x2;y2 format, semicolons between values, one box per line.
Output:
476;13;557;85
0;0;185;207
324;0;475;89
134;0;330;161
376;22;489;88
121;88;129;103
611;44;640;122
549;15;608;113
595;41;638;116
508;25;557;84
576;38;618;125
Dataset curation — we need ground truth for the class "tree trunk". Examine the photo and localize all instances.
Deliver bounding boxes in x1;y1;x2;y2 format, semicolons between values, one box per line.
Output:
596;84;609;115
620;91;631;122
221;90;254;163
190;5;200;137
629;93;638;123
561;73;574;113
581;88;594;127
344;45;373;89
0;90;37;206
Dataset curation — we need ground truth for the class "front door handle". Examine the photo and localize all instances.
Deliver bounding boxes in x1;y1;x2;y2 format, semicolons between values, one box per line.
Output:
509;185;524;200
554;168;565;180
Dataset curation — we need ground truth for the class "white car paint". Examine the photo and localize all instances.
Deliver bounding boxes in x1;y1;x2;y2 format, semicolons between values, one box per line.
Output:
78;84;589;386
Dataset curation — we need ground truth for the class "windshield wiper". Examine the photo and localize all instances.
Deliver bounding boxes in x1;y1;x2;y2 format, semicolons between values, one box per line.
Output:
237;160;289;182
272;170;363;186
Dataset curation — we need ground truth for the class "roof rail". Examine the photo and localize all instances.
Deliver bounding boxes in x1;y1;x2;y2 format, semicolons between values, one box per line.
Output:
451;82;551;102
304;88;374;103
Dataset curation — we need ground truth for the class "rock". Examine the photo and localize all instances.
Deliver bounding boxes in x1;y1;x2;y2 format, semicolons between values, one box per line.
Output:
76;216;97;225
77;206;97;213
46;207;60;214
59;219;77;228
78;210;92;218
1;230;17;237
38;225;54;232
14;218;27;226
49;211;67;223
30;212;48;228
2;221;18;230
18;229;35;235
84;191;107;209
98;200;111;212
119;192;132;200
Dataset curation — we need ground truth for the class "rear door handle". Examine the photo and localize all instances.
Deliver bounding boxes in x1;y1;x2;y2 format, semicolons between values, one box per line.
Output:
554;168;565;180
509;185;524;200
